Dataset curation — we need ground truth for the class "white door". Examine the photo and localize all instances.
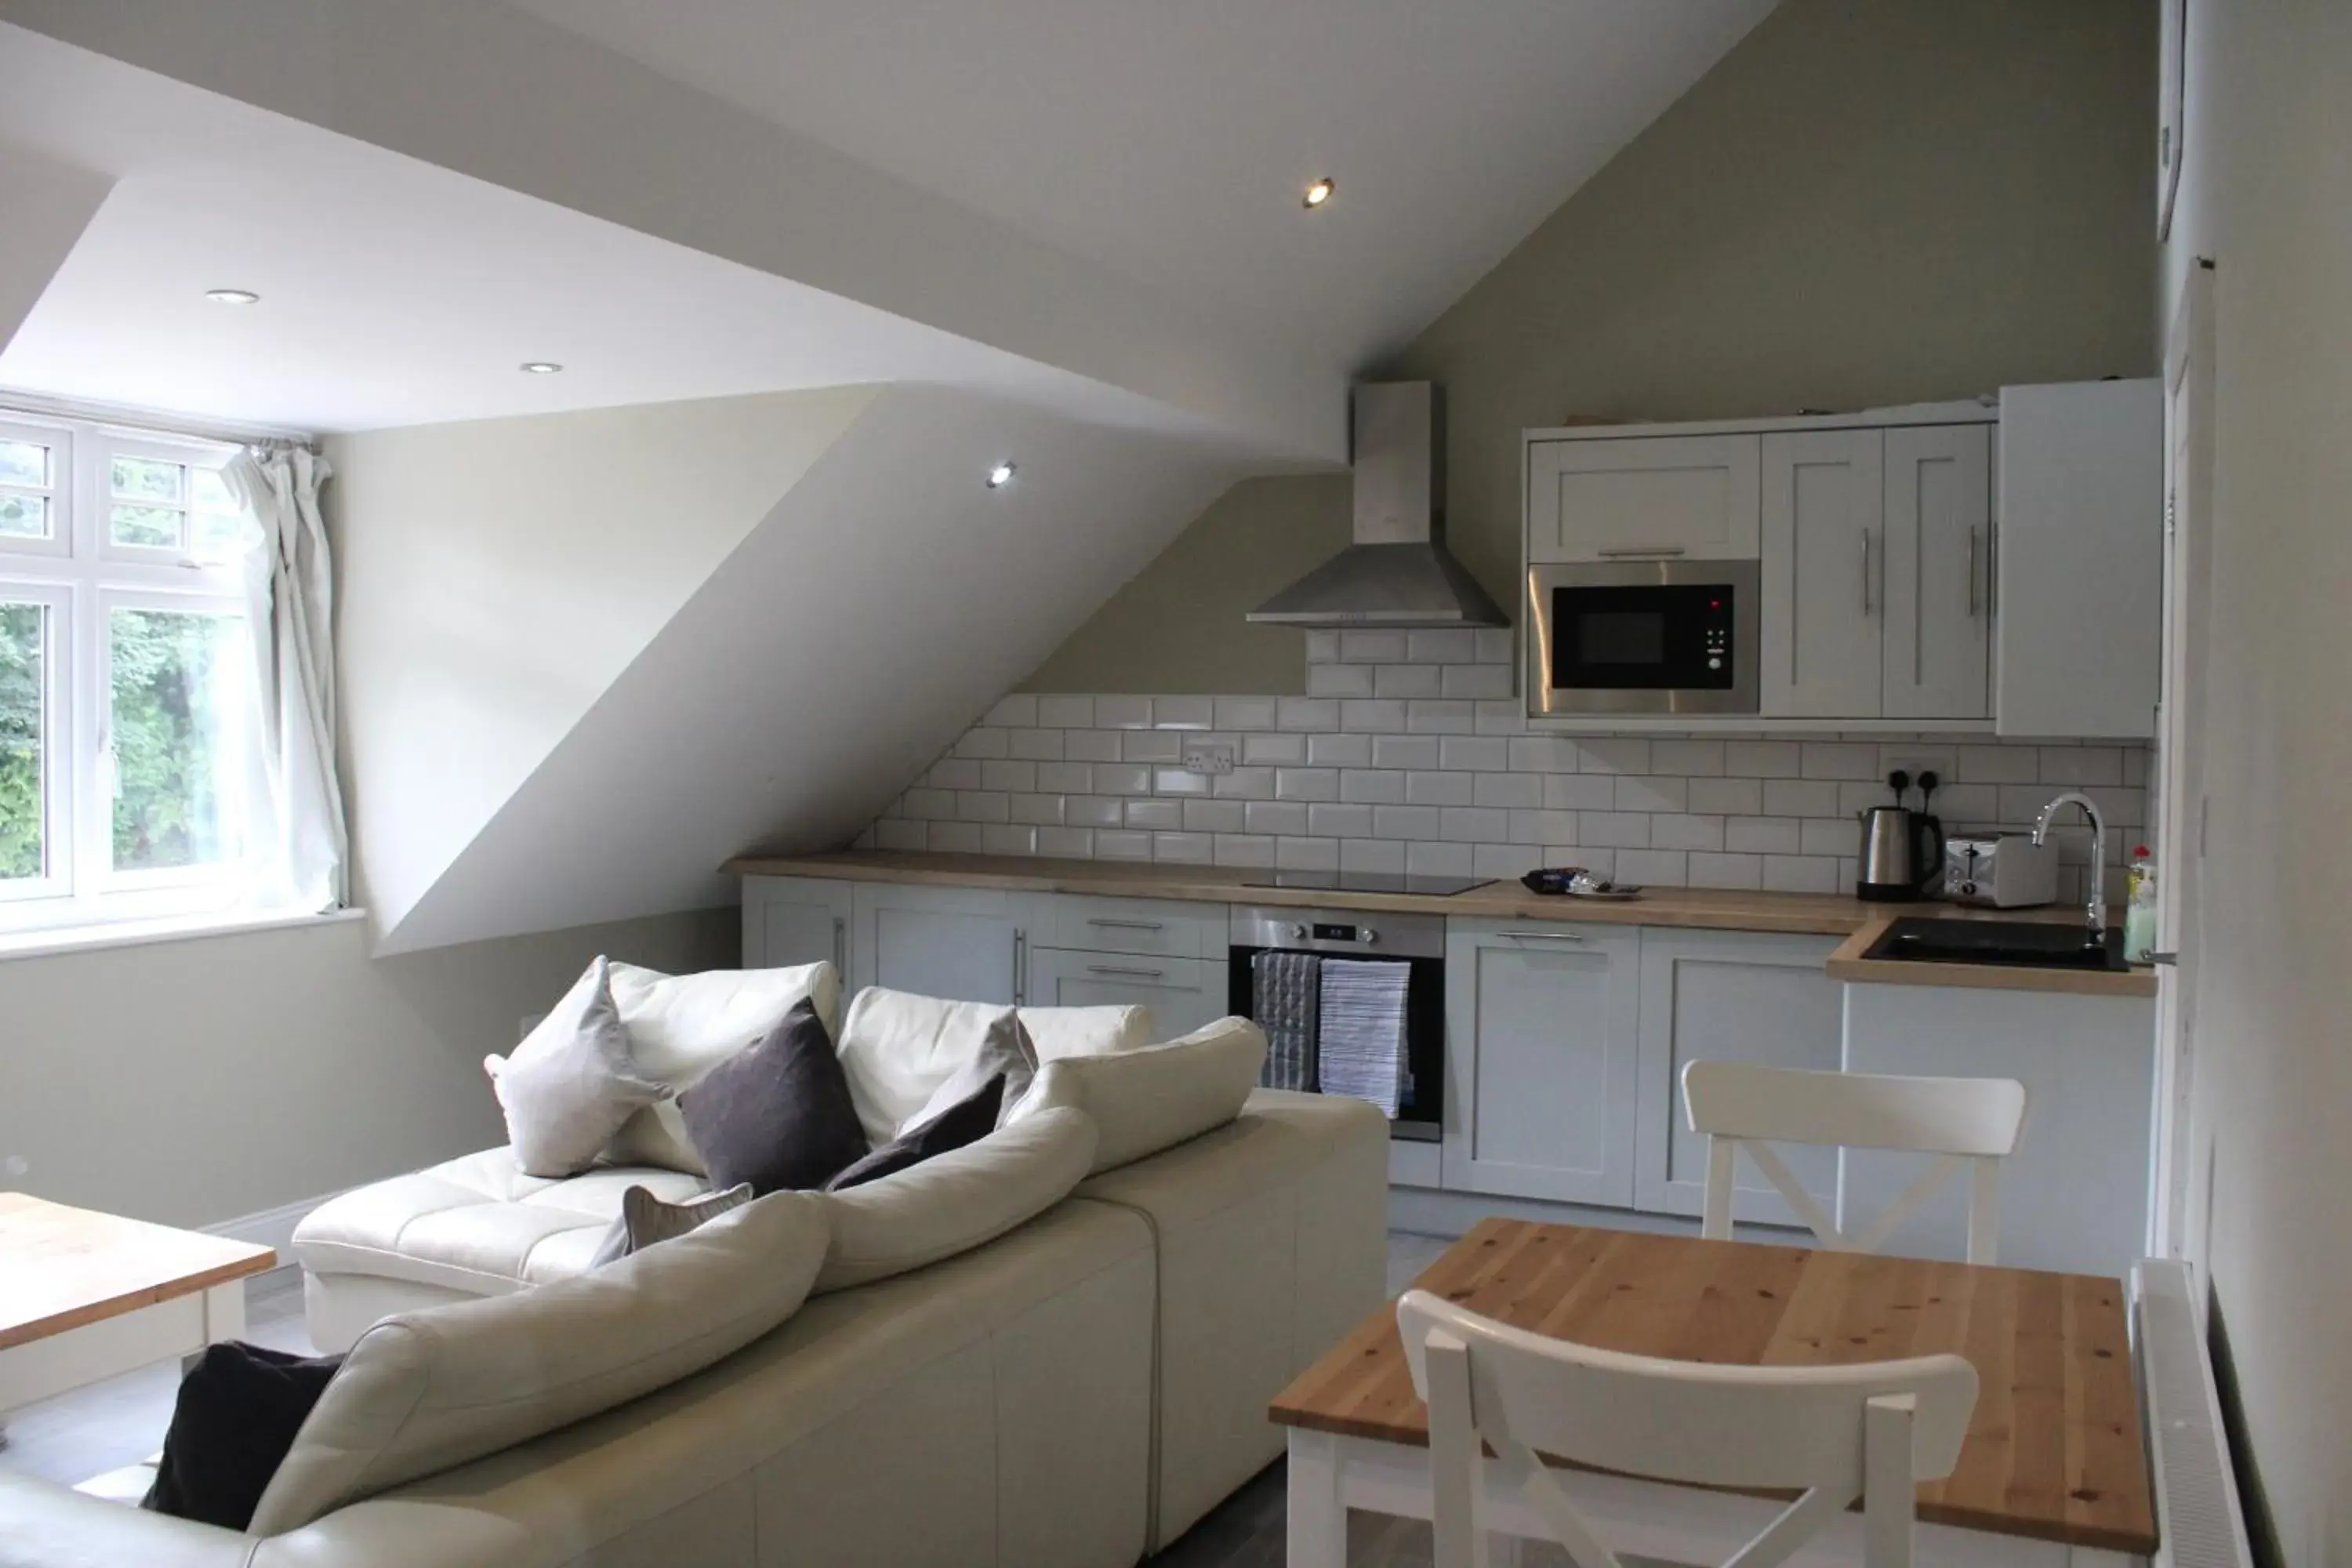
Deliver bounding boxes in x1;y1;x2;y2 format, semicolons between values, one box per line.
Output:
1760;430;1885;717
742;876;855;972
853;883;1036;1004
1527;434;1762;562
1881;424;1992;720
1025;948;1225;1039
2153;266;2216;1262
1441;923;1641;1207
1632;929;1844;1223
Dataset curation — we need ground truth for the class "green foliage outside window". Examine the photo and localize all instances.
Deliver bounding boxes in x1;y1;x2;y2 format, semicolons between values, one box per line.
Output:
0;603;40;880
109;608;240;873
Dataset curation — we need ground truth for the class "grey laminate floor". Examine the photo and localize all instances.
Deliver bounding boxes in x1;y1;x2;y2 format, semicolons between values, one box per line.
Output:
1;1233;1543;1566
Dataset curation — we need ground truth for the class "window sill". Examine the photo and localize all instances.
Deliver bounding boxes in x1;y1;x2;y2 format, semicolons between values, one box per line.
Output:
0;906;367;964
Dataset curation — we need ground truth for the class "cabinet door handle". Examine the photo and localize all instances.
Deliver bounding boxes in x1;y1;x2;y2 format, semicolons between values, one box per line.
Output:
1087;964;1167;979
1967;527;1982;619
831;916;846;976
1085;917;1166;931
1597;545;1687;559
1860;532;1873;616
1497;929;1586;942
1013;929;1027;1005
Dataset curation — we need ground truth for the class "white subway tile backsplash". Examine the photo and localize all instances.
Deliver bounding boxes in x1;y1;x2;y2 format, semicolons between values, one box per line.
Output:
1038;695;1094;728
1373;734;1440;770
1307;662;1374;699
1308;732;1373;768
1474;628;1516;664
1304;630;1340;664
1474;772;1542;810
891;686;2144;895
1340;630;1408;664
1406;771;1472;806
1408;629;1477;664
1374;663;1443;699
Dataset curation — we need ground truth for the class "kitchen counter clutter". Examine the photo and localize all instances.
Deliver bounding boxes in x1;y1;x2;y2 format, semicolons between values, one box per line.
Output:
726;850;2154;996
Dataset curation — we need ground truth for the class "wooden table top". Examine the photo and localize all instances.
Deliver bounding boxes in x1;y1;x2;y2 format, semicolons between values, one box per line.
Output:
0;1192;276;1352
1270;1219;2157;1555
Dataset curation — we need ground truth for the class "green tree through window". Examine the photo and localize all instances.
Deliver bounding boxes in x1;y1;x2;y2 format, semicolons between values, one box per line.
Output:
0;603;41;880
109;607;241;872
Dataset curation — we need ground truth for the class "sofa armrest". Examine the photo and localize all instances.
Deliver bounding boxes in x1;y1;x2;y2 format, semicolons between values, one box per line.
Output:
0;1472;256;1568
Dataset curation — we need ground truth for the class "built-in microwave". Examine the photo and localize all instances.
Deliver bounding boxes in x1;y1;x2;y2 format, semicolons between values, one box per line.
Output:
1526;558;1761;716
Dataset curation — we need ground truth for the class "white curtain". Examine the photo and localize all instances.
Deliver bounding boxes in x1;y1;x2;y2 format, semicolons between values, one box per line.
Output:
224;445;347;913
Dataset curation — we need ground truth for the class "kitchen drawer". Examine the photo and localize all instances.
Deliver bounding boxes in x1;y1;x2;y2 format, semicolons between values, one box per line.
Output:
1025;949;1225;1039
1043;895;1223;959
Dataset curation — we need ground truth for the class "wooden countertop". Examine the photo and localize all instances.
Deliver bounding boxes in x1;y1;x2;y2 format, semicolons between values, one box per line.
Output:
728;851;2157;997
1269;1218;2157;1555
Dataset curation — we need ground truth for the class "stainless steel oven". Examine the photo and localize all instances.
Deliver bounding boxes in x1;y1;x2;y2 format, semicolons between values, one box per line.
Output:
1228;906;1444;1143
1526;557;1760;716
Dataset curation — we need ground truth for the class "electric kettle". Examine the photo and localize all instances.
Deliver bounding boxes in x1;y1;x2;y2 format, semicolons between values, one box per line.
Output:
1856;770;1945;902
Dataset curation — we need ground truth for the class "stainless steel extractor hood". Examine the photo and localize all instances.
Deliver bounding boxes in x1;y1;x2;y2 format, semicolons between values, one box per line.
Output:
1248;381;1506;628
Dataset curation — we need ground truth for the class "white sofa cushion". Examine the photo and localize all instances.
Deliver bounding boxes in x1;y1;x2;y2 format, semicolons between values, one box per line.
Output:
837;987;1036;1146
252;1189;829;1537
604;960;844;1174
1011;1017;1268;1174
815;1105;1096;1294
483;957;662;1178
1018;1004;1155;1062
292;1149;710;1297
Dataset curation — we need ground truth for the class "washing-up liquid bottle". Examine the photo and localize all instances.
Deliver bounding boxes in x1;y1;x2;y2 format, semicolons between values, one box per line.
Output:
2124;845;2158;963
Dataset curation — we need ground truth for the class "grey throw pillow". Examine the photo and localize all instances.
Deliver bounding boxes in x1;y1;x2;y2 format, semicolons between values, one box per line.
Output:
484;956;664;1178
680;1000;870;1195
902;1014;1038;1134
588;1182;755;1268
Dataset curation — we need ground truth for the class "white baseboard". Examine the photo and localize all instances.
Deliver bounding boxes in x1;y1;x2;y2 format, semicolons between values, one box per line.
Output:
201;1190;342;1275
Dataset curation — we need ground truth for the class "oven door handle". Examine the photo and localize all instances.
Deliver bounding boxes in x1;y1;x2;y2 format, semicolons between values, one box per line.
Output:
1595;546;1687;559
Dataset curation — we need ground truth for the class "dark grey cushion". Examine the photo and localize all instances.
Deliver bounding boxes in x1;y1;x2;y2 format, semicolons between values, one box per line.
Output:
679;1000;868;1195
587;1181;755;1268
824;1072;1005;1191
143;1342;343;1530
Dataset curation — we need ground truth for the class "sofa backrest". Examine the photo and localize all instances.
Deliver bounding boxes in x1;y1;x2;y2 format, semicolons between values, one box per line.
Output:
814;1105;1098;1294
251;1189;830;1537
1012;1017;1269;1174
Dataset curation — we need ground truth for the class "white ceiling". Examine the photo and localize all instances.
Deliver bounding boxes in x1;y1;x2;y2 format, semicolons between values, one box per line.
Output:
506;0;1777;369
0;21;1243;438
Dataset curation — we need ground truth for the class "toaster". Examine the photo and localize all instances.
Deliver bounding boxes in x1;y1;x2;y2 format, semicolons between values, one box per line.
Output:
1942;834;2060;908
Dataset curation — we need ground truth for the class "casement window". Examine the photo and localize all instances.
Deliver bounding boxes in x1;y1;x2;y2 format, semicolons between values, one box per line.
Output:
0;411;263;932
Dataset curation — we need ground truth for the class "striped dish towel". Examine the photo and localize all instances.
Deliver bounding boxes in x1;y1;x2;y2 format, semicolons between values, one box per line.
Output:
1316;958;1411;1119
1251;949;1322;1092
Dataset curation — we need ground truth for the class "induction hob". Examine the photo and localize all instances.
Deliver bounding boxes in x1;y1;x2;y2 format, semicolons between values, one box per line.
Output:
1239;871;1492;897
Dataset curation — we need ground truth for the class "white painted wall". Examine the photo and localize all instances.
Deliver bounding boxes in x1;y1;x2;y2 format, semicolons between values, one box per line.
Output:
387;384;1250;952
0;140;108;353
331;387;876;941
2161;4;2352;1558
0;907;733;1231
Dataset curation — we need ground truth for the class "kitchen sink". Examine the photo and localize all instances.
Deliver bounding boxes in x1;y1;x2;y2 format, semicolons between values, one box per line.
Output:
1861;916;2127;972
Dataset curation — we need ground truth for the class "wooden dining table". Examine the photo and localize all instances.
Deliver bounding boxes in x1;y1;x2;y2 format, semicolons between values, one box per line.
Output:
1270;1218;2158;1566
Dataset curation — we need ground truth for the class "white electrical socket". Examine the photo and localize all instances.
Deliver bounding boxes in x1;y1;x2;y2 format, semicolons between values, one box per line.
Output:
1181;743;1236;777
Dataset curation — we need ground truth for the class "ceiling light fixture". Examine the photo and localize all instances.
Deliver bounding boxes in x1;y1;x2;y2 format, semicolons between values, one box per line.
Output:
520;361;564;375
986;462;1017;489
1301;177;1336;210
204;289;260;305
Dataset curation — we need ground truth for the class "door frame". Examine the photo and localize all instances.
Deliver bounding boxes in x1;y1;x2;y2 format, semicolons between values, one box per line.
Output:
2150;260;2216;1263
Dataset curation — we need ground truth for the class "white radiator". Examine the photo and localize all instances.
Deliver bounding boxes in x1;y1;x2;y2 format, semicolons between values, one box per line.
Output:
2134;1259;2257;1568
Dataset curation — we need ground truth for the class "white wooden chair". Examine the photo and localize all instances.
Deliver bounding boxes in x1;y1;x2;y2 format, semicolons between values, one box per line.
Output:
1681;1060;2027;1265
1399;1288;1978;1568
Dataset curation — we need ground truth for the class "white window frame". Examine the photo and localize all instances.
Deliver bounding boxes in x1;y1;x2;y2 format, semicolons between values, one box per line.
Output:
0;409;256;934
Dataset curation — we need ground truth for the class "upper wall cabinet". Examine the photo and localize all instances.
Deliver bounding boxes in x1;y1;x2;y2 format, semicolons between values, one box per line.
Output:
1759;429;1888;717
1882;425;1993;720
1527;434;1761;562
1996;380;2162;739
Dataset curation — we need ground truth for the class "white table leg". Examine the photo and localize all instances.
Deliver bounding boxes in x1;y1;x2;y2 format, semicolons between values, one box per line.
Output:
183;1279;247;1374
1287;1428;1348;1568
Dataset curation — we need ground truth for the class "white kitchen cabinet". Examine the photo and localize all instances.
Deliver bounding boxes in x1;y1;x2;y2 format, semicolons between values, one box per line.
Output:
1632;928;1845;1224
741;875;855;972
851;882;1042;1004
1881;423;1992;720
1527;434;1761;562
1025;948;1227;1039
1996;379;2163;738
1761;430;1886;717
1442;921;1642;1207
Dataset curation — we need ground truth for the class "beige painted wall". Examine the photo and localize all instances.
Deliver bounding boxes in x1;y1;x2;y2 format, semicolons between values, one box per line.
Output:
1024;0;2157;695
2161;5;2352;1561
330;386;877;942
0;907;734;1229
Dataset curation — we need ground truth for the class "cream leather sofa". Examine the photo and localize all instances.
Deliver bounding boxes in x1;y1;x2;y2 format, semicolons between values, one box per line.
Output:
0;974;1388;1568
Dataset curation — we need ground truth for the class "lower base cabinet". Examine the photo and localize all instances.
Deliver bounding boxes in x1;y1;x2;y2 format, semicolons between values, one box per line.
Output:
1024;948;1226;1039
1441;923;1642;1207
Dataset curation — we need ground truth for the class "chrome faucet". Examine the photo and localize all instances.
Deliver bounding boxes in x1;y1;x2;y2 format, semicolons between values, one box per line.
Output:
2031;792;2110;940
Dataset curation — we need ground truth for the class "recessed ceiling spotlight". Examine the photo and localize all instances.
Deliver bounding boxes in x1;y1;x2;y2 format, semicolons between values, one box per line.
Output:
1301;177;1336;210
986;461;1017;489
205;289;260;305
520;361;564;375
